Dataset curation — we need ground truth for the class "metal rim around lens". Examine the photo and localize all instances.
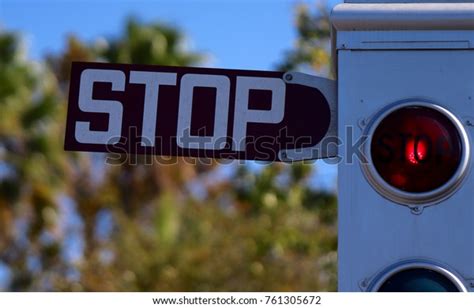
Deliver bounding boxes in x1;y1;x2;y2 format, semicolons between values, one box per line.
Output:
361;100;471;207
368;259;468;292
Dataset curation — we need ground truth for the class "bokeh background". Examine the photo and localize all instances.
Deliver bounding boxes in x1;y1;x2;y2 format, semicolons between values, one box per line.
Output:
0;0;339;291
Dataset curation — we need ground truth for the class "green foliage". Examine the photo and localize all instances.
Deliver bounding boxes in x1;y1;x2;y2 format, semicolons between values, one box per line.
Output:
0;6;337;291
278;3;332;74
101;18;202;66
0;30;68;291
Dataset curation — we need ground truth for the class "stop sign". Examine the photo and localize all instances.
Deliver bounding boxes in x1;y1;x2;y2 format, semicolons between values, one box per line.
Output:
65;62;336;162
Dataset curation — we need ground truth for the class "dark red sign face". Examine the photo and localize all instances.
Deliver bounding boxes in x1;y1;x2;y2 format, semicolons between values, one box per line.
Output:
64;62;333;161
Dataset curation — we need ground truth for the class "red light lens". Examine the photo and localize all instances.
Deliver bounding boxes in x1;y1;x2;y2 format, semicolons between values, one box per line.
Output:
371;106;462;193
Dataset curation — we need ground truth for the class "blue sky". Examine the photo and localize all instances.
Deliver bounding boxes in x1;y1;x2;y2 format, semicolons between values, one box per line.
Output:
1;0;321;70
0;0;338;189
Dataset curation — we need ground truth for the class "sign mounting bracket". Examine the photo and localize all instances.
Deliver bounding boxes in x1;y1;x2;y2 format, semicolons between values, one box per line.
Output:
279;72;337;161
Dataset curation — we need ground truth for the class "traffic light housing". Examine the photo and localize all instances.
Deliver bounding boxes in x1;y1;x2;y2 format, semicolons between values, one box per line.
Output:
332;2;474;291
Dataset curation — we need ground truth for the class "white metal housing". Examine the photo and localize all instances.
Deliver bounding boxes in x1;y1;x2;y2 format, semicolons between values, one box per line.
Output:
332;2;474;291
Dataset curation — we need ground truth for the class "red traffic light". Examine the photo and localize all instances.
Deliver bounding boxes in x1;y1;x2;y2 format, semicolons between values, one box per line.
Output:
372;106;461;192
364;102;470;205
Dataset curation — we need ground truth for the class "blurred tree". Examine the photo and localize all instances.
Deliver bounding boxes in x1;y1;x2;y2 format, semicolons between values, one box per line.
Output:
46;18;211;291
278;2;332;74
0;1;337;291
0;30;69;290
65;13;336;291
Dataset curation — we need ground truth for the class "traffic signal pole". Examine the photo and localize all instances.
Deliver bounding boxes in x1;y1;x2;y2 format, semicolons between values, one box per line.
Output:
331;1;474;291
